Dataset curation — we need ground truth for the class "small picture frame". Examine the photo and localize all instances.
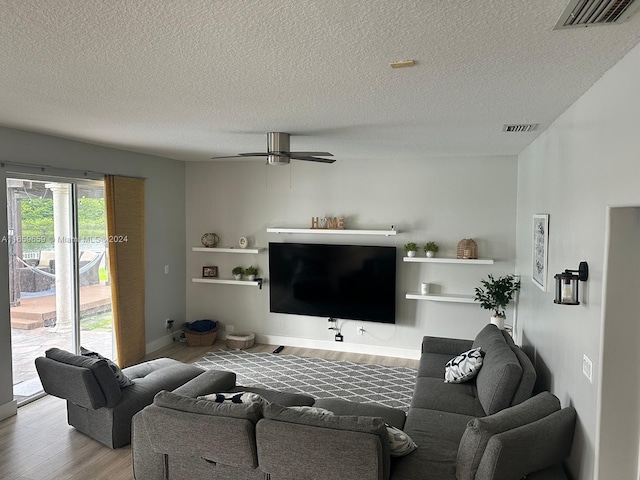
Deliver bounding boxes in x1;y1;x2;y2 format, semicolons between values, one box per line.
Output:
202;266;218;278
532;214;549;291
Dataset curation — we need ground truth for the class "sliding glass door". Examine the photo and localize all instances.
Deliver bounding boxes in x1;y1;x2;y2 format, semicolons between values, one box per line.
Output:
6;176;113;405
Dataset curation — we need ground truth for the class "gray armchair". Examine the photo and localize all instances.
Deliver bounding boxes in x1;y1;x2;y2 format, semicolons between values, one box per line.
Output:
35;348;204;448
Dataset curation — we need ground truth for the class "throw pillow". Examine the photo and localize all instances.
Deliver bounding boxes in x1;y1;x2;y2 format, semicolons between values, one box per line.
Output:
80;347;134;388
289;406;335;416
198;391;267;406
444;347;483;384
385;423;417;457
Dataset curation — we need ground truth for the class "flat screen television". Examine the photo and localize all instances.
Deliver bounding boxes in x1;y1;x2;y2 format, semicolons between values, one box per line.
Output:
269;242;396;324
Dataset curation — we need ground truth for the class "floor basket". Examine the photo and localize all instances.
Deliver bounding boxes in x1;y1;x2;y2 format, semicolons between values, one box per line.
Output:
185;326;218;346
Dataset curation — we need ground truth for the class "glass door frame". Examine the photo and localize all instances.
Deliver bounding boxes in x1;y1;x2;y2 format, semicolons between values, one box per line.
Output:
7;171;107;404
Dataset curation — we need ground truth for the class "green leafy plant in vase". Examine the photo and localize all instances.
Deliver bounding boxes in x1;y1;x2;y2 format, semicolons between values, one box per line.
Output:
474;274;521;330
244;265;258;281
424;242;439;258
232;266;245;280
404;242;418;257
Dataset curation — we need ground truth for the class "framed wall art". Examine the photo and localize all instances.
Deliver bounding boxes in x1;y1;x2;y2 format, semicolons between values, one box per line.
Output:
532;214;549;291
202;266;219;278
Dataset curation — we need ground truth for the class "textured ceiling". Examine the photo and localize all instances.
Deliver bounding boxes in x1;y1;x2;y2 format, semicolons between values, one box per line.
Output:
1;1;640;162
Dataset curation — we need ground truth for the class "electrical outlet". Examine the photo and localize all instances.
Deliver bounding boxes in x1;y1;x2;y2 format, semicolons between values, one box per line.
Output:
583;354;593;383
357;326;364;335
165;319;174;329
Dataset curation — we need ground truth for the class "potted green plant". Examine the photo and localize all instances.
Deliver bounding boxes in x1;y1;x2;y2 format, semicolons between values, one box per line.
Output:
245;265;258;281
424;242;439;258
232;266;244;280
404;242;418;257
474;274;521;329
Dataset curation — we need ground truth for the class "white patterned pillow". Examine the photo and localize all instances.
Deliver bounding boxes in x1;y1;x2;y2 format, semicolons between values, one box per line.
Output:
289;406;335;416
198;392;267;406
444;347;484;383
385;423;418;457
80;347;134;388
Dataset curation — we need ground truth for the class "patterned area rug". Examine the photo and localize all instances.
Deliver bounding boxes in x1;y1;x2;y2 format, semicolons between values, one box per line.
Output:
194;350;417;411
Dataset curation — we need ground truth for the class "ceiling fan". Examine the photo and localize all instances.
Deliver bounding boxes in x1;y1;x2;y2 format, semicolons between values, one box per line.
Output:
211;132;335;165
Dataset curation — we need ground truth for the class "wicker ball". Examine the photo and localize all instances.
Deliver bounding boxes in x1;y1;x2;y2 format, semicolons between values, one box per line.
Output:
456;238;478;259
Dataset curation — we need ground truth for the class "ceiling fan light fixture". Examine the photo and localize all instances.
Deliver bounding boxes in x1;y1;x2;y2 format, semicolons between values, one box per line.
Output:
267;154;289;165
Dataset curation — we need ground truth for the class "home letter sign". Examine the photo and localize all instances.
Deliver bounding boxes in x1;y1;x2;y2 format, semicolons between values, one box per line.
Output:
311;216;345;230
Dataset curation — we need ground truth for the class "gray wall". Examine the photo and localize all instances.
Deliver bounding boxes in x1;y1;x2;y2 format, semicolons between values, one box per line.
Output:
0;126;186;414
515;41;640;479
185;155;518;356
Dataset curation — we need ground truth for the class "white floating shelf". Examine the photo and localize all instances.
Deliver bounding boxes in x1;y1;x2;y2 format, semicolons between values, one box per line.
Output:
405;292;476;303
192;247;264;254
267;228;397;236
403;257;494;264
192;278;262;287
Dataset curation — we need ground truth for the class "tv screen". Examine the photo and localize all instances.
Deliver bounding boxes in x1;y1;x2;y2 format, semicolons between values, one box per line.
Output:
269;242;396;324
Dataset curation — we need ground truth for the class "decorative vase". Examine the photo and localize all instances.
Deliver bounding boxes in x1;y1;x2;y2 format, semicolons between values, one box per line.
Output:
426;250;435;258
247;274;256;281
201;232;219;248
233;274;242;280
407;251;416;257
490;315;505;330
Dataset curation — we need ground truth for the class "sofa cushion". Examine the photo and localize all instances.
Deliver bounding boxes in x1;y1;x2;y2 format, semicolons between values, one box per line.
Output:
501;331;537;405
456;391;561;480
472;329;522;415
471;323;503;350
444;347;484;384
411;376;485;417
43;347;122;407
475;406;576;480
138;402;261;469
314;397;407;429
171;369;237;397
154;390;263;423
417;351;456;378
262;403;390;480
393;407;474;480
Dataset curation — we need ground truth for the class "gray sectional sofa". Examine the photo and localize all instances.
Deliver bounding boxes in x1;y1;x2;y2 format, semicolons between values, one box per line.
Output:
132;324;576;480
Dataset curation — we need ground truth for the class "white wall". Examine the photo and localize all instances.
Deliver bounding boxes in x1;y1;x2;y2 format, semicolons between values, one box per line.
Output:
598;207;640;479
0;127;186;417
186;155;517;357
515;41;640;479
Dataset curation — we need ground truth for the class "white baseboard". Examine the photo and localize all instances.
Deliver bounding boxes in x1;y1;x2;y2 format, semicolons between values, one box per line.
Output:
255;334;421;360
146;333;175;354
0;399;17;421
146;330;188;354
146;331;420;360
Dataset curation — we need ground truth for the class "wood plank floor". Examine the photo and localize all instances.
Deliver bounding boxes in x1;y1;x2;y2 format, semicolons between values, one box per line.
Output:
0;341;418;480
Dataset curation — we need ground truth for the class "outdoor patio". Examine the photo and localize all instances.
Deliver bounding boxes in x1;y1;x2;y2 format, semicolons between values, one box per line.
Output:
11;284;113;404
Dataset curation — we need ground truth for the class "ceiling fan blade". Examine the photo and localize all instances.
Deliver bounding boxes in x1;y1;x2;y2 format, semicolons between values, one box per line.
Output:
290;156;336;163
289;151;333;157
237;152;269;156
210;154;245;159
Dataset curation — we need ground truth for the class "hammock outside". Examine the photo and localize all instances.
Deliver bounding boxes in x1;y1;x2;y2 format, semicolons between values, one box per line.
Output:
15;251;105;279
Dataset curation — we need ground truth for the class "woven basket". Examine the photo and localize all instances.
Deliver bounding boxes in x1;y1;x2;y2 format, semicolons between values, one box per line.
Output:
184;326;218;346
456;238;478;259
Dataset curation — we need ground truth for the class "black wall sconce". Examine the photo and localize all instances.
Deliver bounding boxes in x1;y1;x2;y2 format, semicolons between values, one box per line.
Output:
554;262;589;305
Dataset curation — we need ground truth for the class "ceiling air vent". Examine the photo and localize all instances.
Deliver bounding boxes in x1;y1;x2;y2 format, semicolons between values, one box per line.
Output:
502;124;537;133
554;0;640;29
